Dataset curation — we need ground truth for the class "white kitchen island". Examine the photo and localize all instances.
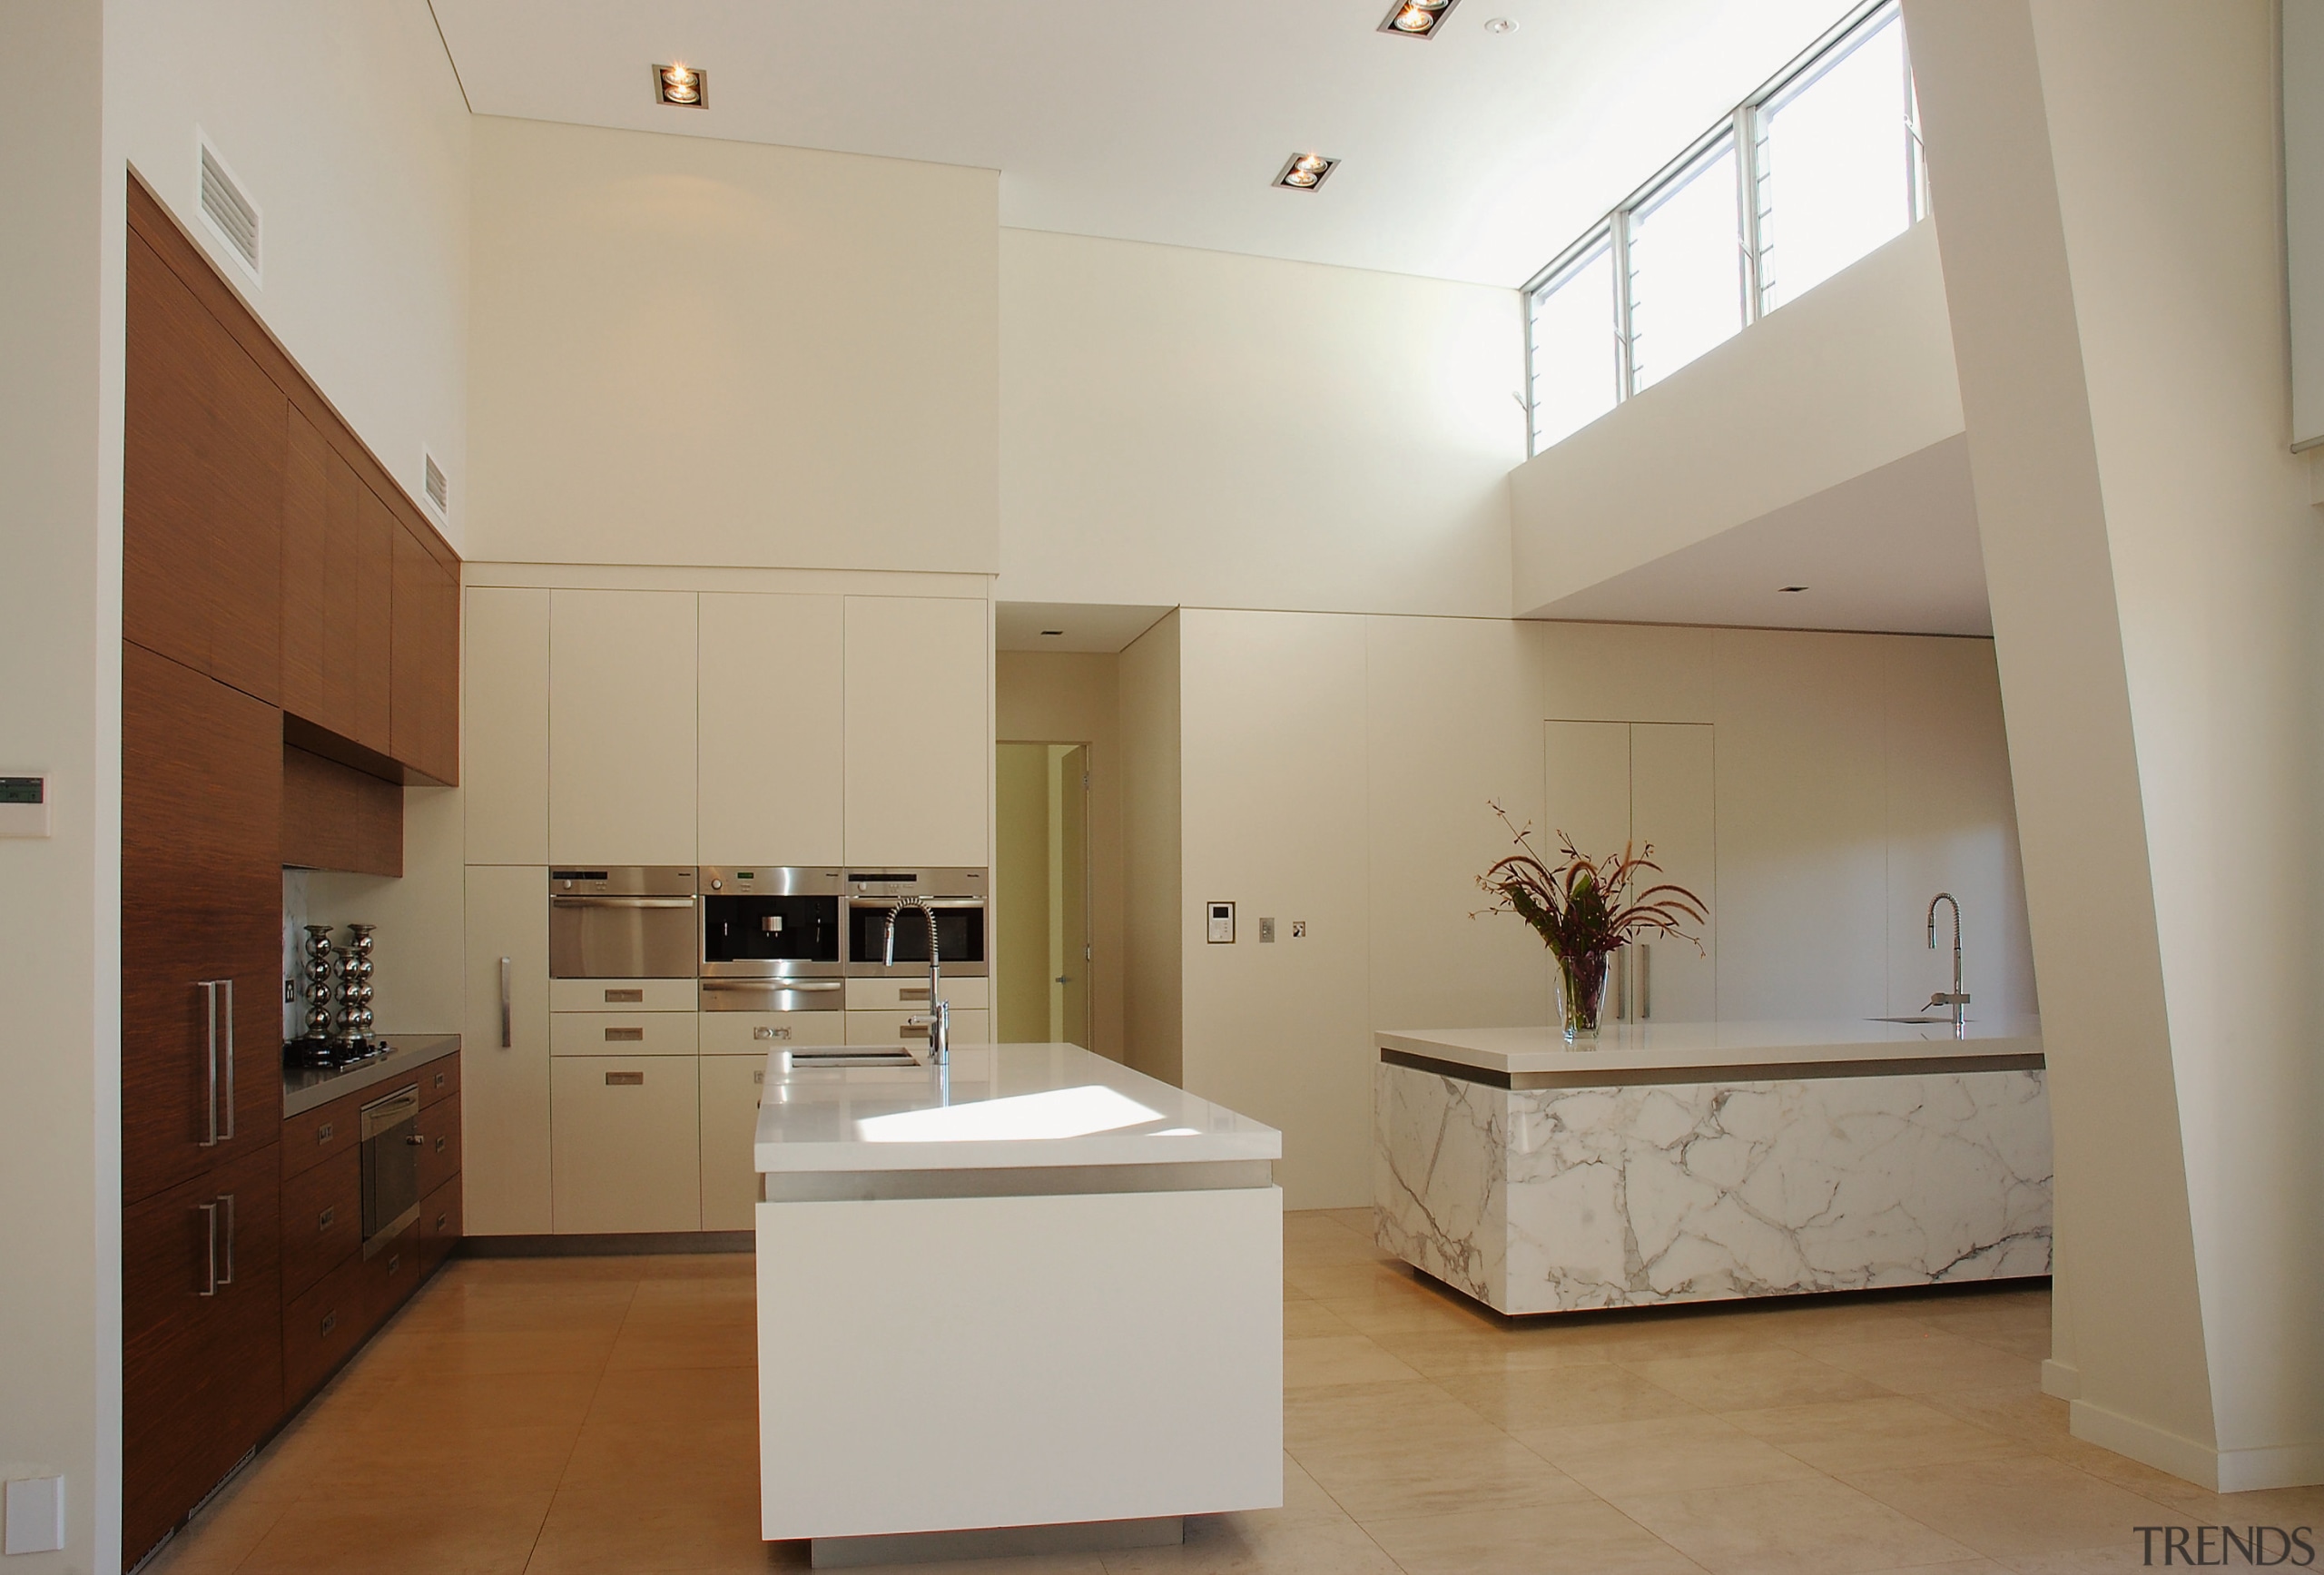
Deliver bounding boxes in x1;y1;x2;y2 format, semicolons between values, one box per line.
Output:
1376;1019;2052;1315
753;1041;1283;1566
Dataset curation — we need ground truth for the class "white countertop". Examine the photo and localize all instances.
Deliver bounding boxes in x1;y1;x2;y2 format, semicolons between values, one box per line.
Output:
1378;1017;2043;1079
753;1041;1282;1173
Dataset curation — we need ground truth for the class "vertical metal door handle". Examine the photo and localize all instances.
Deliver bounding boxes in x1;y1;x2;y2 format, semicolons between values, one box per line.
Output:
199;980;222;1147
1640;943;1652;1021
221;978;236;1140
217;1193;236;1286
499;957;513;1048
197;1201;219;1296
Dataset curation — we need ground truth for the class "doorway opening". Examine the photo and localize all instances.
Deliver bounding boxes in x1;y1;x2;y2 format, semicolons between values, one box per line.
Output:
995;742;1091;1047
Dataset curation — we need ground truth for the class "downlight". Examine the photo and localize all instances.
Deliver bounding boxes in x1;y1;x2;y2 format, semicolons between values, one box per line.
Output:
655;63;707;107
1274;153;1338;192
1380;0;1460;39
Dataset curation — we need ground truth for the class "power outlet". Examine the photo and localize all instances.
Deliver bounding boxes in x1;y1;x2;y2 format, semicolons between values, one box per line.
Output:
1291;920;1306;939
4;1476;65;1555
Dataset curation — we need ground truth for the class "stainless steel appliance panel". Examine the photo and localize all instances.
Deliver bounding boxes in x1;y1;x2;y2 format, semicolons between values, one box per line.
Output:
699;866;843;1011
549;866;699;979
843;868;989;979
359;1083;421;1256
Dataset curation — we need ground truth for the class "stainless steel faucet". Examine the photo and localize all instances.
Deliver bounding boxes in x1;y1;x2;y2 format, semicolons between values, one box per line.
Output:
1925;892;1970;1039
881;896;949;1065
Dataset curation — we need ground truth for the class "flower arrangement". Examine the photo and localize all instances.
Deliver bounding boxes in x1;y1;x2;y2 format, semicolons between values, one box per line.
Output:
1476;801;1708;1039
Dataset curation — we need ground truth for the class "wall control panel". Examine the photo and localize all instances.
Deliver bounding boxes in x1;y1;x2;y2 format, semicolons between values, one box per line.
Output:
1206;901;1236;943
0;775;48;838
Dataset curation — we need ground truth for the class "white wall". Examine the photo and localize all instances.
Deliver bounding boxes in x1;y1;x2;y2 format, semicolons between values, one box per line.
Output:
1510;221;1965;618
1909;0;2324;1491
305;786;467;1035
1119;614;1184;1087
999;229;1525;617
468;117;999;574
1;7;119;1570
1168;611;2032;1208
107;0;472;548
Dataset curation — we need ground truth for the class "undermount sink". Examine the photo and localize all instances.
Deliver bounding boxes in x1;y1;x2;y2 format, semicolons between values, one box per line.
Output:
1867;1015;1966;1025
792;1049;921;1068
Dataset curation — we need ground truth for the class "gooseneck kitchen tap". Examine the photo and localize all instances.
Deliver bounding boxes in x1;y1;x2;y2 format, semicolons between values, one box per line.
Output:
881;896;949;1065
1925;892;1970;1039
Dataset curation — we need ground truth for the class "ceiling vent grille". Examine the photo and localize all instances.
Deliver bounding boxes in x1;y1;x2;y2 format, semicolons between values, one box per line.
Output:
196;135;261;281
422;449;449;520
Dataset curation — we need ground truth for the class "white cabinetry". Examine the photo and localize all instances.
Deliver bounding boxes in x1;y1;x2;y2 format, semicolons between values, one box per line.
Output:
1543;720;1717;1021
548;589;698;865
699;1053;767;1232
847;1009;990;1048
464;588;549;864
464;864;552;1235
699;592;843;866
551;1055;702;1234
844;596;989;865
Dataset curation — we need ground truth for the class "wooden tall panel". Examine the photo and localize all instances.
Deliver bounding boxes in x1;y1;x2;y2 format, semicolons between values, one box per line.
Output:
390;522;459;784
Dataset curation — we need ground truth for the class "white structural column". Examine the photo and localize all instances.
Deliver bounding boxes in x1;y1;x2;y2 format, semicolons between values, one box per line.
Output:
1905;0;2324;1489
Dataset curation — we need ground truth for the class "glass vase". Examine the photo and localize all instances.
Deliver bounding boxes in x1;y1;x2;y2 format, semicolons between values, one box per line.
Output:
1553;948;1615;1042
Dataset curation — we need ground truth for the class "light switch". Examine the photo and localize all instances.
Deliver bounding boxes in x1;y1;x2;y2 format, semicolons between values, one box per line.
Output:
4;1475;65;1555
0;776;48;838
1258;918;1276;943
1206;902;1236;943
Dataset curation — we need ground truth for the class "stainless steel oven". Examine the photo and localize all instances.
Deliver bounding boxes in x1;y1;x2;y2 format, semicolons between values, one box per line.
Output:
359;1084;421;1256
844;868;989;978
549;867;699;979
699;866;844;1012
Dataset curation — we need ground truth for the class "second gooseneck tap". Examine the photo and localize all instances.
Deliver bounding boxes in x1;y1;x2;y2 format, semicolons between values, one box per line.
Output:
881;896;950;1065
1925;892;1970;1039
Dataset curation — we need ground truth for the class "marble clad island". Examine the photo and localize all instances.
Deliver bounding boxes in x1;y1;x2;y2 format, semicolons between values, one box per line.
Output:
753;1040;1282;1567
1375;1019;2051;1315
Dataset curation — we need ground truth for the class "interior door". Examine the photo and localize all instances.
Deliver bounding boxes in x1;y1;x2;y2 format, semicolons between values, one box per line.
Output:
1629;724;1717;1021
1056;745;1091;1048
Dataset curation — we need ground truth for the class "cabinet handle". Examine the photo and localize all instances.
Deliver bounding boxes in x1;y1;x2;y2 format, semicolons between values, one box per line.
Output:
604;1027;644;1042
433;1069;447;1090
898;986;930;1000
551;895;696;910
603;988;644;1004
605;1070;645;1086
320;1309;338;1337
1640;943;1652;1021
316;1121;335;1146
435;1134;448;1154
499;957;513;1048
319;1206;336;1233
221;979;236;1140
199;980;222;1147
435;1211;448;1231
197;1201;219;1296
387;1252;401;1277
218;1193;236;1286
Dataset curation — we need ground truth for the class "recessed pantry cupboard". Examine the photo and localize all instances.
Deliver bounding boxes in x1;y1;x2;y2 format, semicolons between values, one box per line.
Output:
458;582;993;1238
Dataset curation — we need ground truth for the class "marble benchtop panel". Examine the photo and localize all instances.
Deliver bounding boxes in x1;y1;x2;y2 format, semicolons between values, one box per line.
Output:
754;1041;1280;1174
1378;1018;2043;1087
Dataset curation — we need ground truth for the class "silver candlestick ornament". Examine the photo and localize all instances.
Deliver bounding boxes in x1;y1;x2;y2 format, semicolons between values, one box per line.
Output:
300;923;338;1045
333;923;378;1053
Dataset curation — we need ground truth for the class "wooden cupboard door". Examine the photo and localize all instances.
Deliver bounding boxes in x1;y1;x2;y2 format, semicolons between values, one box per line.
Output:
550;1056;701;1234
122;645;284;1206
121;1140;283;1566
698;1053;766;1232
280;407;331;722
698;593;842;865
547;589;697;865
463;865;552;1235
390;522;460;783
463;588;550;864
419;1173;464;1271
281;1244;367;1409
123;232;286;703
320;449;395;753
279;1143;360;1304
415;1093;461;1200
843;596;990;866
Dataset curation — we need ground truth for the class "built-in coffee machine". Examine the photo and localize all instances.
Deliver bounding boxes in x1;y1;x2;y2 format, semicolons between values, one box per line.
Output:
698;866;844;1012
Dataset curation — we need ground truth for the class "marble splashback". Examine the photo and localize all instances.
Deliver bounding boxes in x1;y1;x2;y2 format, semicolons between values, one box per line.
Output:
1376;1061;2052;1314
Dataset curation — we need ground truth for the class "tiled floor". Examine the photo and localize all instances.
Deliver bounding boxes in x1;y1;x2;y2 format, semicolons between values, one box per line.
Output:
148;1210;2319;1575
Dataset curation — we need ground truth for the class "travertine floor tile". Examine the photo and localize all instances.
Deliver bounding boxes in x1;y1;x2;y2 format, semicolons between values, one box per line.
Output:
1807;1332;2042;1396
1724;1396;2030;1474
1361;1499;1709;1573
1282;1299;1354;1340
236;1490;554;1575
1838;1455;2193;1560
141;1480;290;1574
1621;1349;1886;1413
525;1480;773;1575
1101;1515;1403;1574
1519;1415;1828;1496
1613;1475;1978;1575
1282;1334;1426;1390
1441;1360;1705;1430
1295;1432;1594;1521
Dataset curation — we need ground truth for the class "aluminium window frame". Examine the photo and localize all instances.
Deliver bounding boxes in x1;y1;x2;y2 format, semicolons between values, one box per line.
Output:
1521;0;1915;457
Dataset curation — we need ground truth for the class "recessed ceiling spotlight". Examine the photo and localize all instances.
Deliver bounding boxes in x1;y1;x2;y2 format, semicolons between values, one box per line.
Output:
655;63;707;107
1274;152;1338;191
1484;16;1519;34
1778;585;1809;593
1380;0;1461;40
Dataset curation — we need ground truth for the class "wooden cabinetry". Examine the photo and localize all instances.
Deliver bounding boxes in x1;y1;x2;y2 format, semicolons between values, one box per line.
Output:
391;522;460;783
698;592;844;864
548;589;699;864
844;595;990;865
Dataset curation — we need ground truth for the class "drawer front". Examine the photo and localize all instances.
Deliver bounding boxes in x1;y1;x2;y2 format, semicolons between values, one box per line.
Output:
418;1174;463;1269
417;1093;461;1199
844;1009;989;1047
551;1010;698;1058
699;1011;845;1055
282;1247;370;1406
368;1223;421;1324
280;1145;361;1304
550;977;696;1013
282;1088;361;1182
549;1057;702;1235
418;1052;461;1108
846;976;989;1012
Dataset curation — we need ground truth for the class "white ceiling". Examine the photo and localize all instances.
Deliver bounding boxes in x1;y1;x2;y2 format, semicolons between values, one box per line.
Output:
1531;436;1991;636
429;0;1857;288
996;603;1174;654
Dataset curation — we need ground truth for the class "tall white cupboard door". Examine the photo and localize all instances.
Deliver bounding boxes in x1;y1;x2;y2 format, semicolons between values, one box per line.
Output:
700;1053;767;1232
465;587;550;864
464;864;552;1235
1543;721;1630;856
698;593;842;866
550;1056;702;1234
1630;723;1716;1022
548;589;697;866
844;596;989;867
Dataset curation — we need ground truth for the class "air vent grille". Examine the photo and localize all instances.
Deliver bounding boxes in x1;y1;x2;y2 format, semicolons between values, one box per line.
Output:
197;140;260;279
423;451;448;517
